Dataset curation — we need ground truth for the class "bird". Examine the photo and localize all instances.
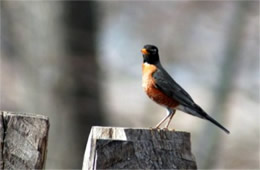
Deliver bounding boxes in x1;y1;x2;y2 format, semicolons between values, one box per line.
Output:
141;44;230;134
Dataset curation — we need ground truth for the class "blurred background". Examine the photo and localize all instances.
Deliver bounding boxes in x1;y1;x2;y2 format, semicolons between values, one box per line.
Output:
1;1;259;169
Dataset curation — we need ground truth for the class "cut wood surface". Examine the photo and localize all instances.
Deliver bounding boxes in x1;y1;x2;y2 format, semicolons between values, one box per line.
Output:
0;111;49;169
83;126;197;169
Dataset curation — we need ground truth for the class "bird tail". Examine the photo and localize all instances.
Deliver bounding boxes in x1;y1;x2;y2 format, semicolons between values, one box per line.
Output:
180;104;230;134
203;113;230;134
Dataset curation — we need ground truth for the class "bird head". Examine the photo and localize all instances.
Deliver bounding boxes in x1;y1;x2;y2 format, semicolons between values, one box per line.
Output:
141;44;160;64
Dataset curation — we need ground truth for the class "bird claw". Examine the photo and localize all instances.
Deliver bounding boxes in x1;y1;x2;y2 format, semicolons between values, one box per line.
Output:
150;127;161;130
162;127;176;131
150;127;175;132
168;128;176;131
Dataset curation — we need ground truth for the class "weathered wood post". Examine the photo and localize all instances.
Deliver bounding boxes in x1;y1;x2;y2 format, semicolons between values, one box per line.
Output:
83;126;197;169
0;111;49;169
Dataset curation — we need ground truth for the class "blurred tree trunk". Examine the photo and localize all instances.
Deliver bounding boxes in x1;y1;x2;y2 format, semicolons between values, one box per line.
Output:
196;1;250;168
60;1;104;168
1;1;103;168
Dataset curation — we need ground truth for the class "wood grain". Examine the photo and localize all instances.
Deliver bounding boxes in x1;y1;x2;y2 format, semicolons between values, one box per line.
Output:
83;126;197;169
0;112;4;169
0;111;49;169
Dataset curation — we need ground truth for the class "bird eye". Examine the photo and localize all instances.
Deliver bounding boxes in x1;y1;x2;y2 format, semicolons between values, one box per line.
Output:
150;48;157;52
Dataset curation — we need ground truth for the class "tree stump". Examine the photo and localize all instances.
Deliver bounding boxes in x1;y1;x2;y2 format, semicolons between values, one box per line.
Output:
0;111;49;169
83;126;197;169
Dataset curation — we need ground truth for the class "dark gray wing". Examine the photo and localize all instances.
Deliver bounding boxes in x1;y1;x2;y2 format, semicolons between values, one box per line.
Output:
153;64;230;134
152;64;196;107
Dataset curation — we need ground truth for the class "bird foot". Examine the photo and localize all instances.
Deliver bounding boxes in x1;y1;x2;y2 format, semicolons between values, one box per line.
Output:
162;127;175;131
150;127;175;132
168;128;176;131
150;127;161;130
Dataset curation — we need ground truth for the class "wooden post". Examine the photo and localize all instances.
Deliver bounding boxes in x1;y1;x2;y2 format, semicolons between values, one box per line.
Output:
0;112;4;169
83;126;197;169
0;111;49;169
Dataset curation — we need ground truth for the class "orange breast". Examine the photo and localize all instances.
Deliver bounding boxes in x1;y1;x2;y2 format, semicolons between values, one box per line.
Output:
142;63;179;108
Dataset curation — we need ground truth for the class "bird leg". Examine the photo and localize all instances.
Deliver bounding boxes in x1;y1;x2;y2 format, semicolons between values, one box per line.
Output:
154;108;175;129
165;109;176;129
154;114;171;129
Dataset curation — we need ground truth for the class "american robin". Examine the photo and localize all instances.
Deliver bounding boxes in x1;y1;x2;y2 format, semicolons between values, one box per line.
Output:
141;44;230;134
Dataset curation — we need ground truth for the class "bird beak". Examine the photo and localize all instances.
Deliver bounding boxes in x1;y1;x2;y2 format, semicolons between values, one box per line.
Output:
141;48;149;55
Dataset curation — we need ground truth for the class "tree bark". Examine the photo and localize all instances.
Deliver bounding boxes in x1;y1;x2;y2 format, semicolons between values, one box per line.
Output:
83;126;197;169
0;111;49;169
